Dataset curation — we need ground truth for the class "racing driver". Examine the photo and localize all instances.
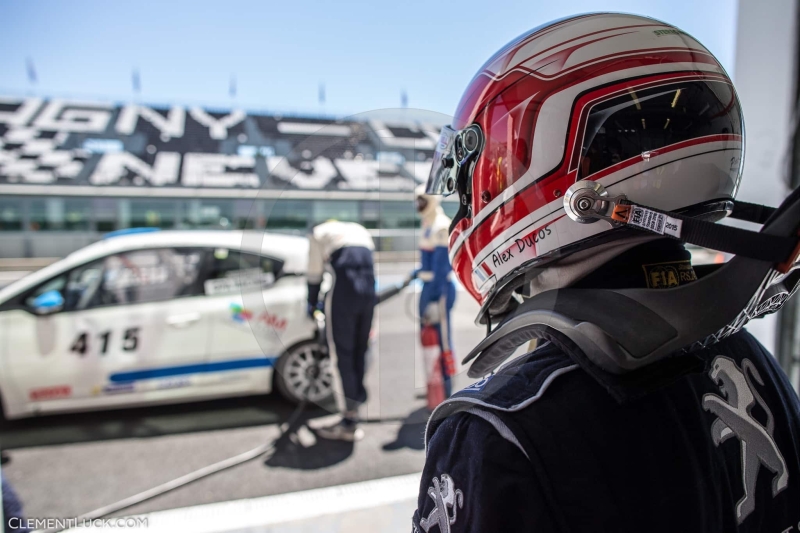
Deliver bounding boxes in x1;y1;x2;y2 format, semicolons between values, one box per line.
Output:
413;13;800;532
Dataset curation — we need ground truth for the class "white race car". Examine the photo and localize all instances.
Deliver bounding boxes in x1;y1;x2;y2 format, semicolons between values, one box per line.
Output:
0;229;333;420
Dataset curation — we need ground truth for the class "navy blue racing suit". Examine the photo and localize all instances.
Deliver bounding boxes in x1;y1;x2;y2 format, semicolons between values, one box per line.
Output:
414;240;800;532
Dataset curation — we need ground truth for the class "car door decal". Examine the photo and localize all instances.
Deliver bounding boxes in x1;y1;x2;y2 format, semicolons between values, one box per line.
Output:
228;303;287;332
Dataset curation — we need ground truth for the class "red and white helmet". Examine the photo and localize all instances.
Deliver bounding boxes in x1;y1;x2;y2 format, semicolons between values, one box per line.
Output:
426;13;744;321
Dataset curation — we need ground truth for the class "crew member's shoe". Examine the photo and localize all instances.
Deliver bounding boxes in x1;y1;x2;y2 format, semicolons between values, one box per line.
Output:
0;451;9;465
316;421;364;442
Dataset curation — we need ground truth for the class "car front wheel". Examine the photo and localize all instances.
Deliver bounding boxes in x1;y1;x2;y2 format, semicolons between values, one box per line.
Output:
274;340;334;404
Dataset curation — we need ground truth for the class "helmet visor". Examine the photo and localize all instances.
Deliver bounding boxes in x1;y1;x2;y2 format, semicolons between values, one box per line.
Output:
426;124;484;197
426;125;458;196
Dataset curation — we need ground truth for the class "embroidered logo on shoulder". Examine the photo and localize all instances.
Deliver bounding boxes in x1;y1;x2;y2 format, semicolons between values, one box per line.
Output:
703;356;788;523
420;474;464;533
461;375;492;393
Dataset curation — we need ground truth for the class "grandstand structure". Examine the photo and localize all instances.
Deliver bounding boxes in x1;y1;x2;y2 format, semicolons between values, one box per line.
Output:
0;96;450;258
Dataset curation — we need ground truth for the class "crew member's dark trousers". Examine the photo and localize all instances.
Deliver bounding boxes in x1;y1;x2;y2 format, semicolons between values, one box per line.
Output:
327;246;375;418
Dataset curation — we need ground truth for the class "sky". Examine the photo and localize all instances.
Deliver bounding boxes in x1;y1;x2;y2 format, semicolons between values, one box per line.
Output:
0;0;739;118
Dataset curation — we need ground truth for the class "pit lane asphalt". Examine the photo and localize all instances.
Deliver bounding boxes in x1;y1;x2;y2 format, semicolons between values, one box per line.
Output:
0;263;486;519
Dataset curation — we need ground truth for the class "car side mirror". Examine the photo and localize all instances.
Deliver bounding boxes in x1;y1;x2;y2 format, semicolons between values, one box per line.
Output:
32;290;64;315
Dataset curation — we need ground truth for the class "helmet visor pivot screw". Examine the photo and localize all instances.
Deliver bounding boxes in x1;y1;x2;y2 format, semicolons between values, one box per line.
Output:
464;129;479;151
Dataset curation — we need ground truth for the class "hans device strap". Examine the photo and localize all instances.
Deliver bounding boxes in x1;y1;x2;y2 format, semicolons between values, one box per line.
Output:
564;181;800;272
464;185;800;378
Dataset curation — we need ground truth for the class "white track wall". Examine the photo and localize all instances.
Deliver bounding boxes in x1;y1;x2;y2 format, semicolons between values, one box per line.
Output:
733;0;798;355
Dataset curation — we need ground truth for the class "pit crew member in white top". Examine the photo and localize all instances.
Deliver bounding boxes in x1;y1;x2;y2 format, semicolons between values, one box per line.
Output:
306;220;375;441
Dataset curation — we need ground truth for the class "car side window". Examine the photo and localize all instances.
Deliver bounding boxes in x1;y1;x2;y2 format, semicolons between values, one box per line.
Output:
201;248;284;296
64;248;204;311
17;248;205;314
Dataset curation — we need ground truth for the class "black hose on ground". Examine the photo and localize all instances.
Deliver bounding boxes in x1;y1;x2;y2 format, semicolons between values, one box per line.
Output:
45;401;308;533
